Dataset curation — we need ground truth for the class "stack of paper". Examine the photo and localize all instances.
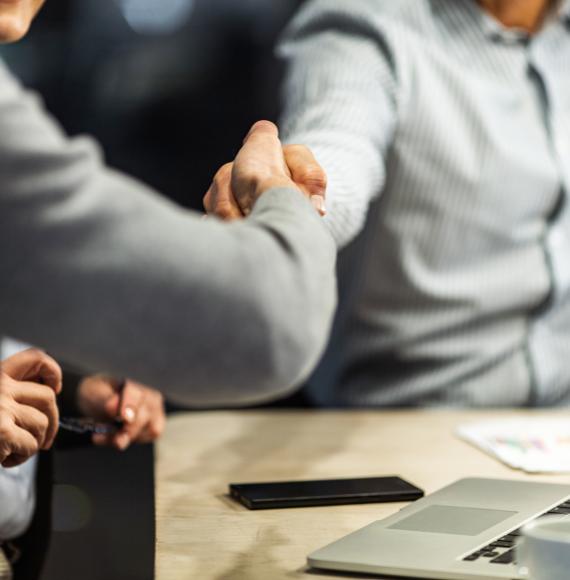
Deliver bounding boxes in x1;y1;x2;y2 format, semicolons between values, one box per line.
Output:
456;418;570;474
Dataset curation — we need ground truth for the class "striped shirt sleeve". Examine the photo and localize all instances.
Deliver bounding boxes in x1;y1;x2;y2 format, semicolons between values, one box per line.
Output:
278;0;399;247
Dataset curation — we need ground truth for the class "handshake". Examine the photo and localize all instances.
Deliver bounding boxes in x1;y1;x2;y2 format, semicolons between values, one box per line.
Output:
0;121;325;469
203;121;327;220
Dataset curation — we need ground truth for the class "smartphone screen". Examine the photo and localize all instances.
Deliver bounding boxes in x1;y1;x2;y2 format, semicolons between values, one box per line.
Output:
230;476;424;510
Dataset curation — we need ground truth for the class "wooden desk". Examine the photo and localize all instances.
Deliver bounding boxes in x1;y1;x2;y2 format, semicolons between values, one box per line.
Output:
0;551;10;580
155;410;570;580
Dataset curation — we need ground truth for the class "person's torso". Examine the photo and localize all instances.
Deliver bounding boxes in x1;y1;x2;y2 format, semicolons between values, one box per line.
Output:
313;0;570;407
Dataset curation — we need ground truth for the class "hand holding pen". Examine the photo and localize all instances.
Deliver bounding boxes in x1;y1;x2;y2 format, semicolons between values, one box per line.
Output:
60;376;166;450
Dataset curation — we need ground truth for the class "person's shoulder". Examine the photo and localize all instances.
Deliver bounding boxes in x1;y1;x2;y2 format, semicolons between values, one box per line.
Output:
296;0;434;35
0;57;15;80
365;0;432;19
0;58;25;107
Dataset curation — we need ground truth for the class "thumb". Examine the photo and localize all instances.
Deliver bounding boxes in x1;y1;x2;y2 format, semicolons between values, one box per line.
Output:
243;120;279;144
103;392;136;424
104;393;121;420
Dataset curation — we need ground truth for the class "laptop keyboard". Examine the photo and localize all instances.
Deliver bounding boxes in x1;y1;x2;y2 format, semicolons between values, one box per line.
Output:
463;499;570;566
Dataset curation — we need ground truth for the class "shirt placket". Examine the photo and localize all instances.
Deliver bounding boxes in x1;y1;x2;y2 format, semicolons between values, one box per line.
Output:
524;22;570;404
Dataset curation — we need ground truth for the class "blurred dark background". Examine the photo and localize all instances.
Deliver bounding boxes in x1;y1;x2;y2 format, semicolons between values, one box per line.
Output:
0;1;307;578
0;0;305;210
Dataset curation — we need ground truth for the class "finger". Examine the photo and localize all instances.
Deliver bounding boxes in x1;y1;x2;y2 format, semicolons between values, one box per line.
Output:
104;394;136;424
243;120;279;144
103;393;122;421
283;145;327;215
212;196;245;220
136;393;166;443
203;188;212;213
110;381;144;423
204;164;243;221
203;165;234;212
118;402;151;448
283;145;327;196
92;432;115;447
1;425;39;467
2;455;29;468
2;349;62;394
14;404;49;449
12;381;59;448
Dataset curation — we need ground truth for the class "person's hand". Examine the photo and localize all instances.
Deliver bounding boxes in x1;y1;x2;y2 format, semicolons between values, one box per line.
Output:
0;349;62;467
77;376;165;450
203;121;327;221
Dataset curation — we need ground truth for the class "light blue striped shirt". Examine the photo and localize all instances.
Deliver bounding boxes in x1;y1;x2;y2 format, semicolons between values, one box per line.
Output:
279;0;570;407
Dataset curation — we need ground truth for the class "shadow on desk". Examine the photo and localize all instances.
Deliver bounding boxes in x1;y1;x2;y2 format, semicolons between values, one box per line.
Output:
40;443;155;580
303;567;426;580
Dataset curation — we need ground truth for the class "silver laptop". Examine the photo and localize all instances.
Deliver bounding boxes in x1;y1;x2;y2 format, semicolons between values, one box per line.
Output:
308;478;570;579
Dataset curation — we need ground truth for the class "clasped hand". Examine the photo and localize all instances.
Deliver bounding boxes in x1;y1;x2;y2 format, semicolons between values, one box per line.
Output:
204;121;327;220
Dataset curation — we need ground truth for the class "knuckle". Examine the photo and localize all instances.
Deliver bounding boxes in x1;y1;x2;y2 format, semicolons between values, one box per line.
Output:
38;412;49;432
148;425;161;439
300;166;327;188
24;347;44;360
45;388;57;406
28;349;49;370
150;418;165;438
0;417;10;439
214;163;232;183
284;143;305;155
215;201;239;221
216;203;232;218
0;377;11;396
37;389;56;414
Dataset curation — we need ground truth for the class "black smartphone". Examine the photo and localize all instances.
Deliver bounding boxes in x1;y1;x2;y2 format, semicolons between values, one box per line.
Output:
229;476;424;510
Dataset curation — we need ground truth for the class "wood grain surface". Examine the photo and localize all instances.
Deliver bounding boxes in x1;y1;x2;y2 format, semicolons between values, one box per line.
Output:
156;410;570;580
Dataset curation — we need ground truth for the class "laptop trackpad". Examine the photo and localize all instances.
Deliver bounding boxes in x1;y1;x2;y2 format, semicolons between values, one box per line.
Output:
388;505;517;536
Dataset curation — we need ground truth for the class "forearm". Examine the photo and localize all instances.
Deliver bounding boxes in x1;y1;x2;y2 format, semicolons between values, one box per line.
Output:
0;176;336;405
278;0;399;247
0;60;337;405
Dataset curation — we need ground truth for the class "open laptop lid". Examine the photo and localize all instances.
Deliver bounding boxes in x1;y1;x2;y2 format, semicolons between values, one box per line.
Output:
308;478;570;579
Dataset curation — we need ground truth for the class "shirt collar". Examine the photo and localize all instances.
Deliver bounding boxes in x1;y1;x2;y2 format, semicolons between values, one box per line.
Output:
477;8;530;44
435;0;569;46
560;0;570;24
471;0;570;43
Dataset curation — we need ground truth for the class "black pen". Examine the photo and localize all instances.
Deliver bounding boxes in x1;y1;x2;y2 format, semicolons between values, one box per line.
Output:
59;377;128;435
114;378;127;429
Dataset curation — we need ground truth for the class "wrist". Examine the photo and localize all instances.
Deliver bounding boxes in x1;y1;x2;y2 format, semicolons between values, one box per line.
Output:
253;177;298;200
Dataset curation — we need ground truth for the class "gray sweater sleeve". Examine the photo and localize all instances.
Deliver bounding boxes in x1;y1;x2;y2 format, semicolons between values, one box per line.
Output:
0;61;337;407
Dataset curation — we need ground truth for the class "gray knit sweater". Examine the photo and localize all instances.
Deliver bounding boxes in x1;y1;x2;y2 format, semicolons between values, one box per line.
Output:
0;60;337;407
